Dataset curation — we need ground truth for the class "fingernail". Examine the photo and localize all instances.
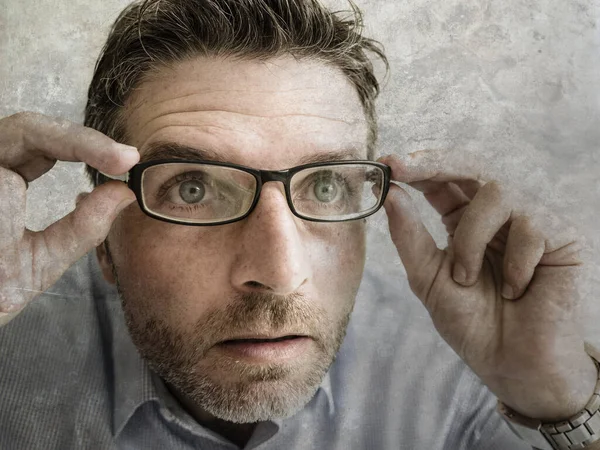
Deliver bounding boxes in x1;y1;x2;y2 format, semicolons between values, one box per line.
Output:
114;144;139;161
453;263;467;284
502;283;515;299
114;143;138;153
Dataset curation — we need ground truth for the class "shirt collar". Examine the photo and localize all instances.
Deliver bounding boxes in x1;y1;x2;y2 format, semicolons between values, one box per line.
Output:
110;304;336;438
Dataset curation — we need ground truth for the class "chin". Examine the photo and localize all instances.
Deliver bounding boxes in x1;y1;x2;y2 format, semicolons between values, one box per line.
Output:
190;375;324;423
162;352;334;424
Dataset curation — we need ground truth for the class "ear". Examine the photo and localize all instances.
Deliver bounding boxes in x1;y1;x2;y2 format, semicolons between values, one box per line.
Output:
96;241;117;285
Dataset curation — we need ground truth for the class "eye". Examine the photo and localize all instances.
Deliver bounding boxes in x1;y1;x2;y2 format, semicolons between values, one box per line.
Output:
178;179;206;204
313;178;340;203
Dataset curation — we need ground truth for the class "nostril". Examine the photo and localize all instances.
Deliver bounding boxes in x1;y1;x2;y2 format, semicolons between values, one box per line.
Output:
245;281;266;289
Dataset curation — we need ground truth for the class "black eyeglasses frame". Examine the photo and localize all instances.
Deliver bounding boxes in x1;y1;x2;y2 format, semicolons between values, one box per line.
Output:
99;159;392;226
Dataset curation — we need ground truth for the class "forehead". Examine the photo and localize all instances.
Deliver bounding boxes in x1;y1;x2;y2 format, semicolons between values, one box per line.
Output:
123;56;369;169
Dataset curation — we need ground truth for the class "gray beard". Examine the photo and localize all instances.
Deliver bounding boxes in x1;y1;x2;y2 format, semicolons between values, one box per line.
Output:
108;249;353;424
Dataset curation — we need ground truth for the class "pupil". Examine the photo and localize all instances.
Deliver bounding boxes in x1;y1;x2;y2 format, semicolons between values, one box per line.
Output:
179;180;205;203
314;180;337;202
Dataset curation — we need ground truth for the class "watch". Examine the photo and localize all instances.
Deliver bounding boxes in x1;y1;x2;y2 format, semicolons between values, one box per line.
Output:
498;353;600;450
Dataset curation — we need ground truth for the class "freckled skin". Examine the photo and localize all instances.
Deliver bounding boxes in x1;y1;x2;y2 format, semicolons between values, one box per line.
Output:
96;56;370;443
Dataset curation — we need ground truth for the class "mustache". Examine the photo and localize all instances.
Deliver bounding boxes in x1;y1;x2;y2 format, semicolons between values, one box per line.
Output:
201;291;329;343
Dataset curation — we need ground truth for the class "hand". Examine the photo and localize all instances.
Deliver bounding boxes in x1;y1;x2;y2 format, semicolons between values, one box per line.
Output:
0;112;139;325
379;150;598;422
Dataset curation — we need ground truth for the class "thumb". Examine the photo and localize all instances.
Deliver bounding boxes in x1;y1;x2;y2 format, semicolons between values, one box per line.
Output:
32;181;135;290
75;192;89;206
384;183;441;295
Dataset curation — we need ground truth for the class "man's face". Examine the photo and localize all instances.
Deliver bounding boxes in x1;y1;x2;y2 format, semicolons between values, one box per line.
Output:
99;56;370;423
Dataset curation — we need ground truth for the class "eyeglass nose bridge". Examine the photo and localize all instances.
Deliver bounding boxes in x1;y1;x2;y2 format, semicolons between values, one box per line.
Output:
254;169;295;202
240;169;296;222
257;169;290;185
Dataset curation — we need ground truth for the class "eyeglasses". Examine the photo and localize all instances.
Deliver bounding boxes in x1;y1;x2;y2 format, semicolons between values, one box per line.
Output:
98;159;391;226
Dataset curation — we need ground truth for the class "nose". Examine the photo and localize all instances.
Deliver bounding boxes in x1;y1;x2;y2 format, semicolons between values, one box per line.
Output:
229;182;311;295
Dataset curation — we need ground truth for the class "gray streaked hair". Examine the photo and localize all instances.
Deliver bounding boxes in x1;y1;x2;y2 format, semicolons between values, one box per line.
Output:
84;0;388;186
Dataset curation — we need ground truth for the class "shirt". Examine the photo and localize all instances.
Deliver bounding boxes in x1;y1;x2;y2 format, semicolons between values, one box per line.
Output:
0;251;532;450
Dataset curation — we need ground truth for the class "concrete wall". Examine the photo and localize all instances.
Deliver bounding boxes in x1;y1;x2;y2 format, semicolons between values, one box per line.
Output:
1;0;599;334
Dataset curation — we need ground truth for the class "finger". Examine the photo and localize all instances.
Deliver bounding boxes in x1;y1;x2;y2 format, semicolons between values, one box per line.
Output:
502;216;546;300
0;112;139;180
408;180;470;217
383;183;442;299
392;165;510;248
443;202;511;246
76;192;89;206
406;181;473;237
452;181;512;286
531;211;584;262
30;181;136;295
441;203;468;236
378;151;487;185
0;166;27;247
452;179;483;199
404;180;491;238
410;180;483;202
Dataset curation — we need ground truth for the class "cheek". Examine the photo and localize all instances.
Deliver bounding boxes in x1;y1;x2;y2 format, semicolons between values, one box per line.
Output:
109;211;230;320
308;221;366;309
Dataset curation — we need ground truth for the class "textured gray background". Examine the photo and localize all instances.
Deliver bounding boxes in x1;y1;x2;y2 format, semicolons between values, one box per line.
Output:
1;0;599;337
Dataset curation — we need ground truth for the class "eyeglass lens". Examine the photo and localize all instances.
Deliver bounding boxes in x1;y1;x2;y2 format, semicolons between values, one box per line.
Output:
140;163;385;223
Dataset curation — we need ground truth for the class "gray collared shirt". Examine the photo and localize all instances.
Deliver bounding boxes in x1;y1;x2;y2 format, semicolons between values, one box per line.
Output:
0;252;531;450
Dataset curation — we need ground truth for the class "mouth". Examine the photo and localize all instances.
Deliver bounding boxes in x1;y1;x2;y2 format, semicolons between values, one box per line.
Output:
221;335;307;344
217;335;312;361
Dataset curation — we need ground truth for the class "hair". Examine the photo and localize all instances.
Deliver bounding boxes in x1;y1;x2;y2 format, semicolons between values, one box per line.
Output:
84;0;388;186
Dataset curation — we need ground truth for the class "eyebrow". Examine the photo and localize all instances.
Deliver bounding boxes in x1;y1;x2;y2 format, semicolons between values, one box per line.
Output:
140;142;228;163
139;141;367;166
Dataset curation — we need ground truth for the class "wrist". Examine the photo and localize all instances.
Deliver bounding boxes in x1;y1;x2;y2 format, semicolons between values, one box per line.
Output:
498;349;600;450
501;353;598;422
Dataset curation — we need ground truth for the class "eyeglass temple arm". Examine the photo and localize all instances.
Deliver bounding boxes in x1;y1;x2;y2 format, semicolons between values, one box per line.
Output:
97;171;130;184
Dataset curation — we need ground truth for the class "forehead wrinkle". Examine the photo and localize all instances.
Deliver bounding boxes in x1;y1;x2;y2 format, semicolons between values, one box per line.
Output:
134;117;257;145
130;110;364;146
130;102;361;130
126;87;331;119
126;86;363;132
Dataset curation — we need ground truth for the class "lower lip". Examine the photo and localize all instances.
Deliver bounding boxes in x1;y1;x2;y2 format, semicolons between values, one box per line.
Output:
217;337;312;361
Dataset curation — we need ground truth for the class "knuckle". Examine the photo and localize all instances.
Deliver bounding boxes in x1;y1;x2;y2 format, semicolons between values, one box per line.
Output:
70;212;103;245
480;180;505;201
9;111;41;127
0;299;23;314
0;283;26;314
511;215;538;237
71;203;111;247
0;166;28;192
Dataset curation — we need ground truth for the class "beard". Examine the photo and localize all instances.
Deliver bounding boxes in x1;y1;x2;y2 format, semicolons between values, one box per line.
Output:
108;250;354;424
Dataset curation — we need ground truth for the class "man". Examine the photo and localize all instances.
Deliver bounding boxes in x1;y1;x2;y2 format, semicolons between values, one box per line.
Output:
0;0;598;449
